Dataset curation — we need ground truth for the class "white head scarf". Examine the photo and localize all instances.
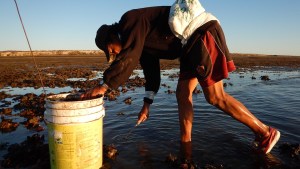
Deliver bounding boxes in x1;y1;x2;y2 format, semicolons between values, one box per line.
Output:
169;0;219;45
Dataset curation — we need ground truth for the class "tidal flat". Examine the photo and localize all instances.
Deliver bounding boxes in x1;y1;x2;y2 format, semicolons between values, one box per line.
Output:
0;53;299;168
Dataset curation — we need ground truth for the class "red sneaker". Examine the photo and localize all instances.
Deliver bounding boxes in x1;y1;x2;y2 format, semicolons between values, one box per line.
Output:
254;127;281;154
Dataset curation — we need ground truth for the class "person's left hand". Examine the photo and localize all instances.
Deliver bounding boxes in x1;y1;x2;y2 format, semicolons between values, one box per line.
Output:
137;102;150;125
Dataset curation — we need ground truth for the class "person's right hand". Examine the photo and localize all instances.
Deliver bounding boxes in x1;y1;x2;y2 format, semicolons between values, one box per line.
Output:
137;102;150;125
80;85;107;99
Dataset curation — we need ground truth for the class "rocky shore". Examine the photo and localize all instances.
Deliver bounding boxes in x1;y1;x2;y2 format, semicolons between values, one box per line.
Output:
0;52;299;89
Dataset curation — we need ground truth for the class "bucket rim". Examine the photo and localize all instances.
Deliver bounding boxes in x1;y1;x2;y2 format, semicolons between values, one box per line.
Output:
45;93;103;103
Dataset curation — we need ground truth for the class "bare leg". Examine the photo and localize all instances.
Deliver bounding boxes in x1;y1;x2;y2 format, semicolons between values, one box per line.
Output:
176;78;199;142
202;80;270;138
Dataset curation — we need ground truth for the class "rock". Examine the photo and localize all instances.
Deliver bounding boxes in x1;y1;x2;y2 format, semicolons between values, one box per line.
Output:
123;97;132;105
261;75;270;81
104;144;118;159
0;116;19;133
279;143;300;159
0;108;12;115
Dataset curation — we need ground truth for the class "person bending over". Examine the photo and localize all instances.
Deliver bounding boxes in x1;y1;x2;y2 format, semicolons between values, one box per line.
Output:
81;6;182;125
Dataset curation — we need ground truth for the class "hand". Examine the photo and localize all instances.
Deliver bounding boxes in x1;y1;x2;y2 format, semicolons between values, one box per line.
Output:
80;85;107;99
137;102;150;125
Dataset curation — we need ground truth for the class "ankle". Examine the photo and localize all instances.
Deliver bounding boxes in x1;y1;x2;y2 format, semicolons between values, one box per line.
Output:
263;126;271;138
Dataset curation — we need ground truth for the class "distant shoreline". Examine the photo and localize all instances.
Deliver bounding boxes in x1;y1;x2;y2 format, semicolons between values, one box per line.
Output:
0;50;102;57
0;50;299;57
0;51;300;70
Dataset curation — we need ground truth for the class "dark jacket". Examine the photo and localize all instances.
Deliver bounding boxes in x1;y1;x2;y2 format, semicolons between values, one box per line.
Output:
103;6;182;93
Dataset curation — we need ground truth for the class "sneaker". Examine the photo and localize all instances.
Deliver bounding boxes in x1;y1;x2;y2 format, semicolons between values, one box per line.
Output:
254;127;281;154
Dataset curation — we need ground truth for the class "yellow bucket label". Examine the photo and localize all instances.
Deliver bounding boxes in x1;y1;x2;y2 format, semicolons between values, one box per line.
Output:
47;118;103;169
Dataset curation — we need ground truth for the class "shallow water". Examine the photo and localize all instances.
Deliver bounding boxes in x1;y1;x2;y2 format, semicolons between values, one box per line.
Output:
1;69;300;168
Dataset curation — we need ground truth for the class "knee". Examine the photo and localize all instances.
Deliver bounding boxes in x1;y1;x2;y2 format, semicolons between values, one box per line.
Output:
205;95;224;107
176;87;192;103
205;96;216;106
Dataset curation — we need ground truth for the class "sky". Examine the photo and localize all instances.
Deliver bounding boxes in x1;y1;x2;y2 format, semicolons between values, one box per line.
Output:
1;0;300;56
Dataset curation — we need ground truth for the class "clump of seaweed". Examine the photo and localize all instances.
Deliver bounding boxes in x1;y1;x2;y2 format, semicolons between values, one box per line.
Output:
279;143;300;159
1;134;49;168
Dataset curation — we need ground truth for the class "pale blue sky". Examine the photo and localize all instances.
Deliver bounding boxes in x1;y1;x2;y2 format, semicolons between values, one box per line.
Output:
1;0;300;56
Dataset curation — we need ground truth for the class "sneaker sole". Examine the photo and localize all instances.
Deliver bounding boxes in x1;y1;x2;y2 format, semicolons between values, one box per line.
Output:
264;130;280;154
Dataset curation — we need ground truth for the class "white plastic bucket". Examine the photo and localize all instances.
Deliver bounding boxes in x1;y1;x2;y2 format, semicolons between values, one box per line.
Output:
45;93;105;169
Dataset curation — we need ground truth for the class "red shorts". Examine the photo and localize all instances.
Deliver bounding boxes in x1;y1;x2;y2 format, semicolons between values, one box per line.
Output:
179;21;236;87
